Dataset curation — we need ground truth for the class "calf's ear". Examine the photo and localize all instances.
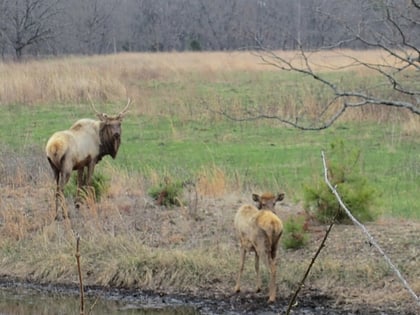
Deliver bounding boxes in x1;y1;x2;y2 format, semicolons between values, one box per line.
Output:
276;193;285;202
252;193;260;202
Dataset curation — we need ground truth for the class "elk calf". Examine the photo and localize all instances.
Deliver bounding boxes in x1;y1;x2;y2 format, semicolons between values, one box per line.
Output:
234;192;285;303
46;100;130;220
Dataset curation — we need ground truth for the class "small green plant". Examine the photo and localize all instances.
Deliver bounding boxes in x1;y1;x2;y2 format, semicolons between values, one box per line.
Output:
148;179;184;207
64;171;109;201
282;215;309;250
303;140;378;223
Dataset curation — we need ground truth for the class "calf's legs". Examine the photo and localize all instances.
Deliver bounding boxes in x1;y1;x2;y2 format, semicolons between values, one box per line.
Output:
234;248;246;293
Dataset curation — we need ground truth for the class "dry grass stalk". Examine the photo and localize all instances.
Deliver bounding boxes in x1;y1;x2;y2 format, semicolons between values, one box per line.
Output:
197;165;228;197
75;234;85;315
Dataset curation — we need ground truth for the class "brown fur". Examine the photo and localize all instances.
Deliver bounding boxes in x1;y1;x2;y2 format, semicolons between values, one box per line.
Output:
234;192;284;303
46;102;129;220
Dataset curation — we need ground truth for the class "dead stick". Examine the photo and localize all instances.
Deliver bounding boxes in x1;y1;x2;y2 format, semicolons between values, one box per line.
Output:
75;234;85;315
285;220;335;315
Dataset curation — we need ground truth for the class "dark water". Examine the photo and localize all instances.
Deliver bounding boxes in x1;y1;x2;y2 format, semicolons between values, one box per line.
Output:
0;285;356;315
0;280;406;315
0;286;199;315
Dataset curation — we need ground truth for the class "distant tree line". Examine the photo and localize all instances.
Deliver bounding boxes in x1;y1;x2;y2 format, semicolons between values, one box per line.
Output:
0;0;418;59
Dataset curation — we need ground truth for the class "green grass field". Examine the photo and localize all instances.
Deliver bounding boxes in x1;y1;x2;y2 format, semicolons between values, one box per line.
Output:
2;101;419;219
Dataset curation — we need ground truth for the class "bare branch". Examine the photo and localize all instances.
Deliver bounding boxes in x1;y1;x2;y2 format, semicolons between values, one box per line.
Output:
245;6;419;129
215;103;347;131
413;0;420;10
322;151;420;306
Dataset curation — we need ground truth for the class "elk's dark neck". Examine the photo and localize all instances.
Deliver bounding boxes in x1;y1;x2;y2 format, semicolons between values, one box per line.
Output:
98;123;120;160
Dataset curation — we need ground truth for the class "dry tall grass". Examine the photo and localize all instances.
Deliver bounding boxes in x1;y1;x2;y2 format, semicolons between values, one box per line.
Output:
1;52;261;105
0;51;405;95
1;50;418;132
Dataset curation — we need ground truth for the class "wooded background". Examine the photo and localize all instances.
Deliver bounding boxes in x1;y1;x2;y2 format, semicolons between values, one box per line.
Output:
1;0;419;59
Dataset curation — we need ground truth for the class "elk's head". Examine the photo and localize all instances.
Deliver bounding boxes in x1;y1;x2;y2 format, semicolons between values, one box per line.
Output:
93;99;131;159
252;192;284;210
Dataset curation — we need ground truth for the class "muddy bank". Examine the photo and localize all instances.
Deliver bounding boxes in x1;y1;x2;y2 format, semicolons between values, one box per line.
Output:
0;276;415;315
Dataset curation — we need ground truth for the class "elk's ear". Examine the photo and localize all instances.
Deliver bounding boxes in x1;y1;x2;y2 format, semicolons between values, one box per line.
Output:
252;193;260;202
276;193;285;202
97;113;108;121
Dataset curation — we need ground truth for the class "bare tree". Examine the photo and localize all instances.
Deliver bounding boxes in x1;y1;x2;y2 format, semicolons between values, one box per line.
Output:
65;0;117;55
0;0;418;64
222;0;420;130
0;0;64;60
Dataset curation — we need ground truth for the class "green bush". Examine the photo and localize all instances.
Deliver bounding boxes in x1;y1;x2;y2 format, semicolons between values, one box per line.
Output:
148;180;184;207
303;140;378;224
282;215;309;250
64;171;109;201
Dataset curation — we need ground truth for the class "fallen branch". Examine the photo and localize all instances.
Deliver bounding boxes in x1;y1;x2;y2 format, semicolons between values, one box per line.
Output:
321;151;420;306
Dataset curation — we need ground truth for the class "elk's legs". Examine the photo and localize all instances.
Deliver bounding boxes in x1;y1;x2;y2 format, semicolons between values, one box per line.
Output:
75;168;84;208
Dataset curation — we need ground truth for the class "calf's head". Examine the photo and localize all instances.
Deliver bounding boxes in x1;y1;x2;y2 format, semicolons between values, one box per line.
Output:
252;192;284;210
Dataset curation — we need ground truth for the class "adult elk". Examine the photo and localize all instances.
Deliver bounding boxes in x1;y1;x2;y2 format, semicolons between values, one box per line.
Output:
234;192;285;303
45;100;130;220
